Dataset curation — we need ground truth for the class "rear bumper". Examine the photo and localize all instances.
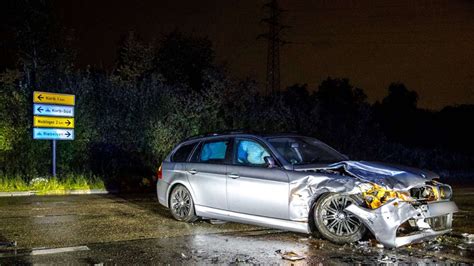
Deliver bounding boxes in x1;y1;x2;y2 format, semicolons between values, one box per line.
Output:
345;199;458;248
156;180;170;208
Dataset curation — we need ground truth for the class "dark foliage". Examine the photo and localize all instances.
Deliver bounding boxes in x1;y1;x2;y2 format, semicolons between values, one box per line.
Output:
156;31;215;91
1;1;473;190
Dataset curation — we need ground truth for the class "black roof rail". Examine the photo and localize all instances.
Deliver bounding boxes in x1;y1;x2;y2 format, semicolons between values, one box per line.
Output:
184;129;255;141
182;130;305;142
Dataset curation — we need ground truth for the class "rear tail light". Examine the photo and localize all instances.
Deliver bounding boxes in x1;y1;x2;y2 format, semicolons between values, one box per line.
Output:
156;164;163;181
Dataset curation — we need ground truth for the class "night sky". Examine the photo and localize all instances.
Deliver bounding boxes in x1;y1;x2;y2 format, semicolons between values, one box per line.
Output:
53;0;474;109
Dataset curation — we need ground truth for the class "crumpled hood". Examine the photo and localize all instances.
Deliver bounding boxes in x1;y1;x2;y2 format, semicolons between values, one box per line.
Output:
295;160;439;190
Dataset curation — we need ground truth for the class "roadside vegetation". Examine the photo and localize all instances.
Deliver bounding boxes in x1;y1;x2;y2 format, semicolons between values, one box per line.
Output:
1;1;473;192
0;174;105;194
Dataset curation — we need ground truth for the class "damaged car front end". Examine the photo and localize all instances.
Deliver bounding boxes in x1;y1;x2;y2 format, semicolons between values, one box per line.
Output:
290;161;458;248
159;133;458;249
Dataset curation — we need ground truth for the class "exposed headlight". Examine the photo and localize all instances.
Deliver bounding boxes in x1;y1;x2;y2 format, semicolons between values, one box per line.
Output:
439;185;452;200
362;184;411;209
409;183;452;201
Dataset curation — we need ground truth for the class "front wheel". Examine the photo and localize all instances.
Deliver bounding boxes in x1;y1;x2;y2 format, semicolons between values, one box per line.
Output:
169;185;198;222
312;193;366;244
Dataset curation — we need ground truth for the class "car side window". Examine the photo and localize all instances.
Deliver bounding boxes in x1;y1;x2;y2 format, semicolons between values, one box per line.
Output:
198;139;230;164
171;142;196;162
271;141;302;165
235;139;271;166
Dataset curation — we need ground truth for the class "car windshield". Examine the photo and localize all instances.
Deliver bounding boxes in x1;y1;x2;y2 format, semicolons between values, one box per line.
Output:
267;136;347;165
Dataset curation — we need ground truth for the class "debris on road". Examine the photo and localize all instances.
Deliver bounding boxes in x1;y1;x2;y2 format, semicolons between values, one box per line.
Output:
457;236;474;252
362;239;384;248
462;233;474;244
209;219;227;225
232;254;254;263
276;250;305;261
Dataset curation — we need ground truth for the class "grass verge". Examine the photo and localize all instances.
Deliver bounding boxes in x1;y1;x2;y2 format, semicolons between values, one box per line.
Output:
0;174;105;194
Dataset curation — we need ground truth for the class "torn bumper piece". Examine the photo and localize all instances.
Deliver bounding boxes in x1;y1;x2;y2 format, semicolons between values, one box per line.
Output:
345;199;458;248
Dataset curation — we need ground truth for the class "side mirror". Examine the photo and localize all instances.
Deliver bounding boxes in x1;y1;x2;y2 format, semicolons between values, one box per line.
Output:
264;156;277;168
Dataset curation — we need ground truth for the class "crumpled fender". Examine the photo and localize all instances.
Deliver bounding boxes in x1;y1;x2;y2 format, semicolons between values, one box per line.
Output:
292;160;438;191
328;161;437;190
289;174;365;221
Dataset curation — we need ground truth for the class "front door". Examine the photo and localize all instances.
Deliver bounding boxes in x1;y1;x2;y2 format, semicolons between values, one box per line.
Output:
226;138;289;219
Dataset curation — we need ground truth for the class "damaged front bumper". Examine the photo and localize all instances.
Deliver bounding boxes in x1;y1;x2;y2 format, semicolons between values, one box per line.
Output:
289;162;458;248
345;199;458;248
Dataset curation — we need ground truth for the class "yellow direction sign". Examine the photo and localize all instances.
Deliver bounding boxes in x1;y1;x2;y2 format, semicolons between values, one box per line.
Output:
33;91;75;106
34;116;75;129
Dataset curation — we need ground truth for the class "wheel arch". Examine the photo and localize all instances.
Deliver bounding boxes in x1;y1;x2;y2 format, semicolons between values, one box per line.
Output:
166;180;196;208
308;190;330;234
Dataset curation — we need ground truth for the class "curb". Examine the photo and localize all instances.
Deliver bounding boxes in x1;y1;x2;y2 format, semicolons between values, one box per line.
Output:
0;189;113;197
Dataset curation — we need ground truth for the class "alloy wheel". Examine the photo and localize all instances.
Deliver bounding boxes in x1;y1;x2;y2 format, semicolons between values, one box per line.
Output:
320;195;362;236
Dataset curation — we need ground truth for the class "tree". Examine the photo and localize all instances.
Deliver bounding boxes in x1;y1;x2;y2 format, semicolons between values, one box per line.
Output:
382;82;418;110
5;0;76;90
156;31;215;91
313;78;368;149
315;77;367;112
376;82;420;144
112;31;155;85
281;84;314;132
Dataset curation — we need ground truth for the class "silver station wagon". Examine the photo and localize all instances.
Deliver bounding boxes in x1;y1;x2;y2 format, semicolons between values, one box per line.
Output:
156;132;458;248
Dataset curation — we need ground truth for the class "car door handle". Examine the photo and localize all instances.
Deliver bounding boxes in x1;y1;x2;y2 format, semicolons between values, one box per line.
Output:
228;173;240;179
188;169;198;175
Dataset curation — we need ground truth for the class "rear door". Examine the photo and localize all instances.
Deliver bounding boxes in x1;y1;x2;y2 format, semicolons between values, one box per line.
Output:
185;138;231;210
226;137;289;219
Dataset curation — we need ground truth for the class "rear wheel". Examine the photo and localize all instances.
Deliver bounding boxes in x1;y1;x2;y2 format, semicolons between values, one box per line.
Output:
313;193;366;244
169;185;198;222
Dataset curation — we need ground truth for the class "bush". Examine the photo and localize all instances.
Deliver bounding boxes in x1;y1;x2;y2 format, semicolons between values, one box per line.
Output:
0;174;105;193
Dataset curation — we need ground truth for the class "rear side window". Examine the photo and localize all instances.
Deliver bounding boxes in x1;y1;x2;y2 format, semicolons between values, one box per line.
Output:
199;139;230;163
171;142;196;162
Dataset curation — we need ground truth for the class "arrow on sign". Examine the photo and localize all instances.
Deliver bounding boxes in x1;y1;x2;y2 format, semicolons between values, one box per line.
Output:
37;94;44;101
65;120;71;126
65;131;71;138
37;106;43;113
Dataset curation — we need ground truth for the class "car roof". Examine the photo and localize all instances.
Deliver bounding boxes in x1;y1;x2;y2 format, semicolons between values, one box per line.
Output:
184;131;304;142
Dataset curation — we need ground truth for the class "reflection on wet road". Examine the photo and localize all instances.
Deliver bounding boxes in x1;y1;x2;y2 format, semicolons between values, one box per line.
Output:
0;188;473;264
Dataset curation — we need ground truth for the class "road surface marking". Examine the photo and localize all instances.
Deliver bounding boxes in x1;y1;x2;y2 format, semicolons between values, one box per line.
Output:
30;245;90;256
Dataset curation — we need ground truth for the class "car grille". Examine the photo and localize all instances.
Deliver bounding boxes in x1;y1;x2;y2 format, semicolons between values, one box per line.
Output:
425;215;451;231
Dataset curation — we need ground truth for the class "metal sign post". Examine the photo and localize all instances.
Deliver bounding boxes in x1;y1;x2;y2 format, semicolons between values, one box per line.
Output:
33;91;76;177
52;140;57;177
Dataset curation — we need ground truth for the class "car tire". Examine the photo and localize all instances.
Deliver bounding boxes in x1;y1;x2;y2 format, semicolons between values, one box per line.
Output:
312;193;366;244
169;185;198;223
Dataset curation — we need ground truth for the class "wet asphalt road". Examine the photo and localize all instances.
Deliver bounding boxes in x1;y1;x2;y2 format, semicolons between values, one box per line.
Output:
0;188;474;264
